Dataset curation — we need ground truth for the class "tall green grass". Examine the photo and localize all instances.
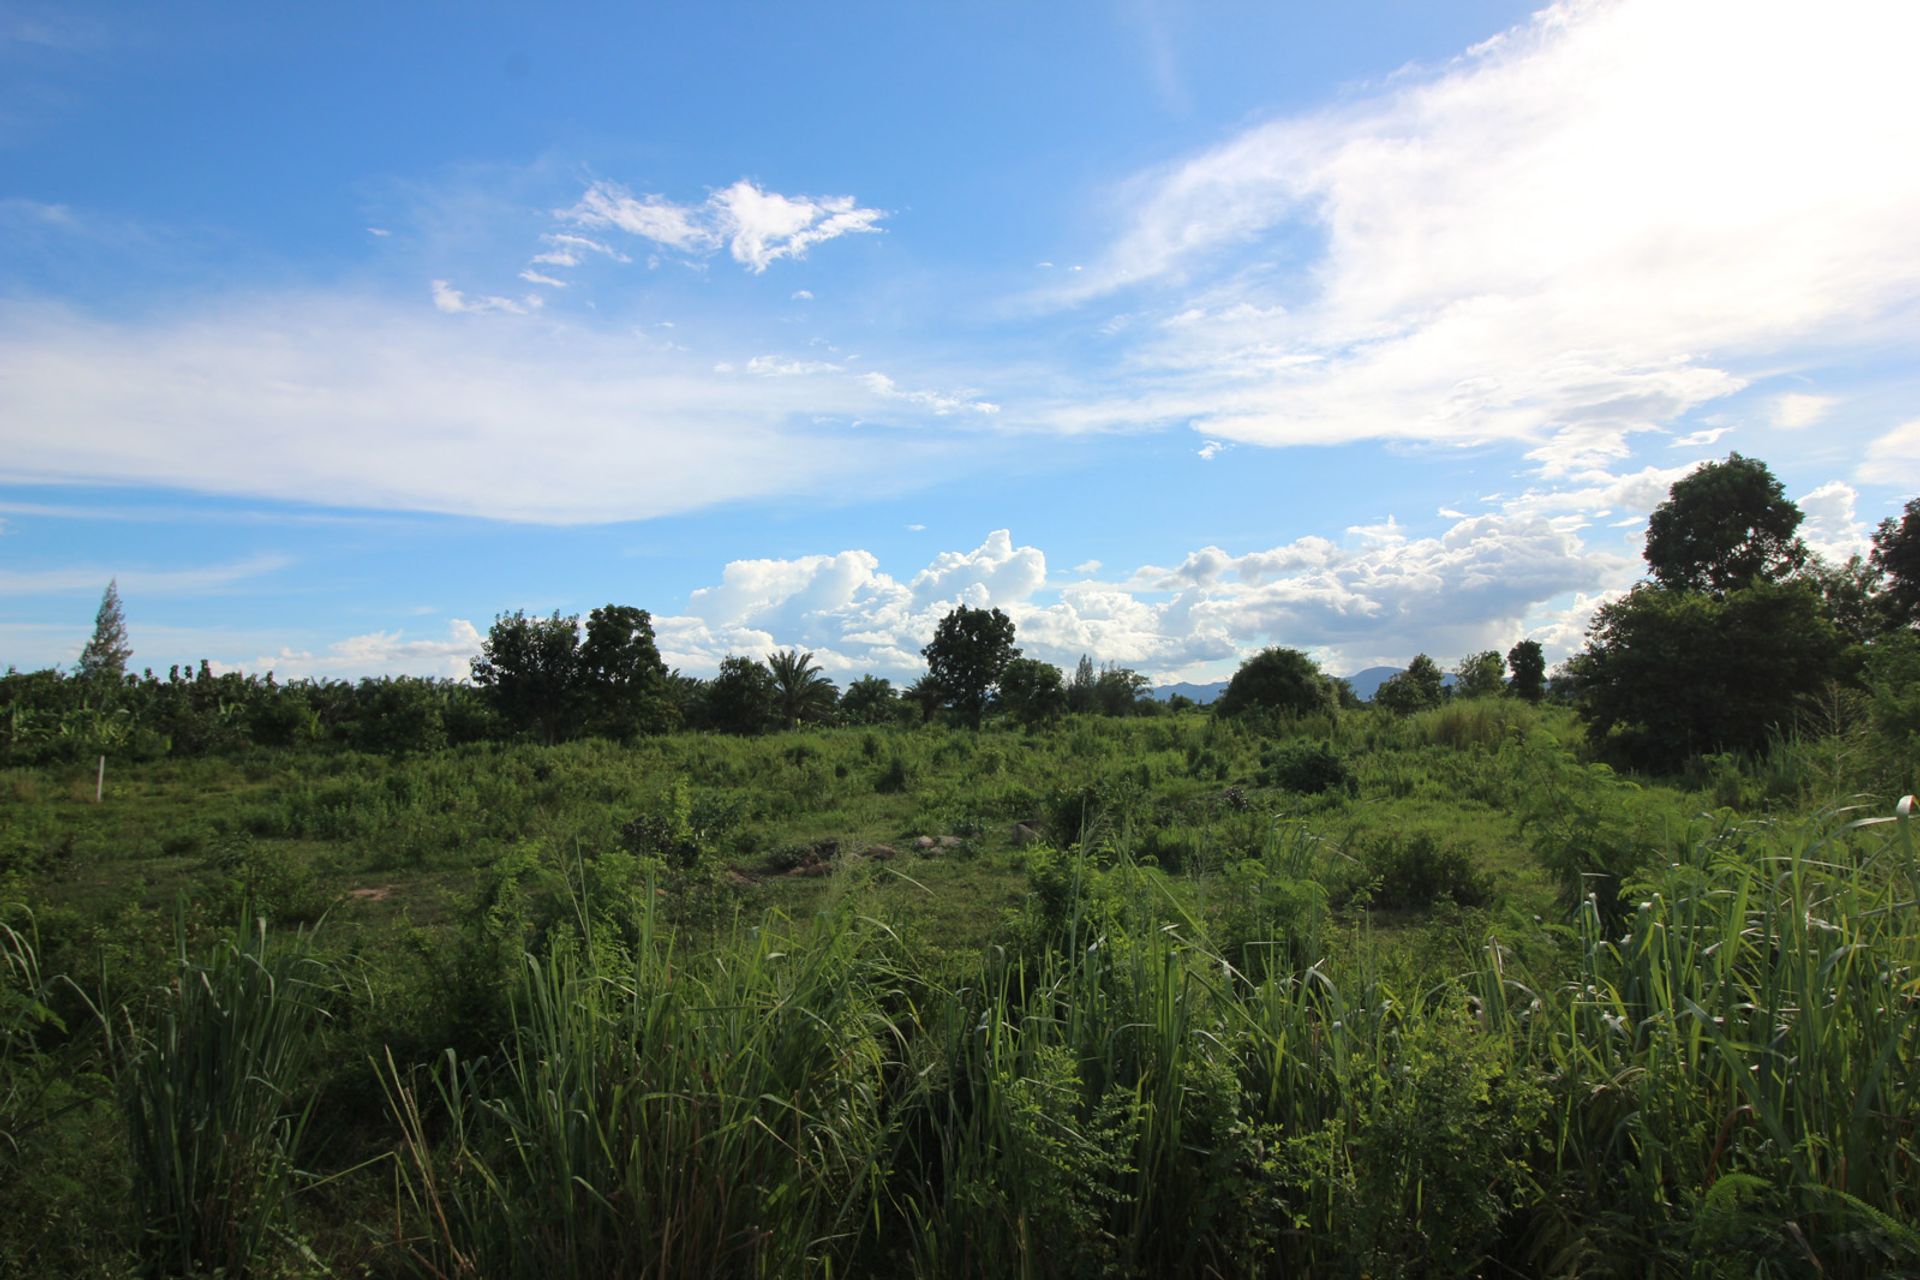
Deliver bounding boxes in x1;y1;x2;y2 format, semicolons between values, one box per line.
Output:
112;914;333;1278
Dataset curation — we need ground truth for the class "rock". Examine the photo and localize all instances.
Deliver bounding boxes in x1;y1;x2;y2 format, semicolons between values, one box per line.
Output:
863;843;897;861
1012;823;1041;846
937;835;963;849
788;860;833;877
913;835;937;851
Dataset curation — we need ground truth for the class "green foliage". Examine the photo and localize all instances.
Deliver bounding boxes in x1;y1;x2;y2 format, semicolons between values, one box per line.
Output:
471;608;586;745
998;656;1067;727
115;916;332;1279
766;648;839;730
1871;494;1920;630
922;605;1020;729
1453;649;1506;699
1258;740;1357;795
1350;831;1493;910
1215;646;1337;719
578;604;673;740
1643;452;1808;594
1568;580;1842;770
701;654;778;735
75;579;133;683
840;673;900;725
1507;638;1547;703
1375;654;1445;715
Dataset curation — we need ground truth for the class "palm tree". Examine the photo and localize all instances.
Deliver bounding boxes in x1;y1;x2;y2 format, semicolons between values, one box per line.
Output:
766;649;838;730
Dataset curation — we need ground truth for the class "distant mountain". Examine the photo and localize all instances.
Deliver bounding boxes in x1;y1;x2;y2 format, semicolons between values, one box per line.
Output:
1341;666;1404;701
1149;680;1229;704
1152;666;1454;706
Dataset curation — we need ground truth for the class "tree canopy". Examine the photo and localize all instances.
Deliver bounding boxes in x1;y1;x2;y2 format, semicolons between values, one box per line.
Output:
1870;496;1920;631
1566;580;1840;769
1642;453;1807;594
767;649;838;730
76;579;132;682
1453;650;1505;700
1375;654;1446;715
1215;647;1336;719
921;606;1019;730
998;657;1067;727
1506;640;1546;704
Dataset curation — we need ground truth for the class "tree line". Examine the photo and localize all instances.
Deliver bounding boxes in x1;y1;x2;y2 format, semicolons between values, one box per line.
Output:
6;451;1916;775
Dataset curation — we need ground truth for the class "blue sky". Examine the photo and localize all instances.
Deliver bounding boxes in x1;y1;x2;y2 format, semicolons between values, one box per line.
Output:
4;0;1917;685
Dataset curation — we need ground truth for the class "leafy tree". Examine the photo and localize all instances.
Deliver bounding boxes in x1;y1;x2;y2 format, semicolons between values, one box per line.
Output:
703;656;777;735
904;675;946;725
75;579;132;682
766;649;838;730
1803;553;1887;646
1093;664;1152;716
1642;453;1807;594
1869;497;1920;630
839;675;899;726
1375;655;1445;715
921;606;1019;730
579;605;673;740
1452;650;1505;699
998;657;1067;727
1506;639;1547;704
1566;581;1840;769
1066;654;1098;715
1215;647;1336;719
470;610;583;744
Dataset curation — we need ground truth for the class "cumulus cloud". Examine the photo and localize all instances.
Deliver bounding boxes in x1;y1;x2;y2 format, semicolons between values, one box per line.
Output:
1798;480;1870;563
1042;0;1920;472
236;618;483;681
641;516;1629;683
559;178;885;273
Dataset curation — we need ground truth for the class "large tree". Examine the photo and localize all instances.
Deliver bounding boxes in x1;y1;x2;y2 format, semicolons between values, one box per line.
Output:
1566;580;1840;769
703;656;778;735
470;610;583;744
76;579;132;682
1870;496;1920;630
921;606;1019;730
998;657;1067;727
578;605;673;740
1215;647;1336;719
1506;639;1546;704
766;649;838;730
1375;654;1446;715
1452;650;1505;700
839;675;899;726
1642;453;1807;594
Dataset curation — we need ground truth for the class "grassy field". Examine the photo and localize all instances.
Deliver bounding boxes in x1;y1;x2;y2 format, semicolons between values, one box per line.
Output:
2;702;1915;1277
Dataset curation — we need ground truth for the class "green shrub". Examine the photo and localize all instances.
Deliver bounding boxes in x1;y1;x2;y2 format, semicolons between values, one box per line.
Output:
1258;740;1358;795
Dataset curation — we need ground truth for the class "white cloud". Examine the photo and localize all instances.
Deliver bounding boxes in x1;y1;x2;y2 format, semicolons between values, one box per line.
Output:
237;619;483;681
0;553;289;596
1043;0;1920;471
1860;419;1920;489
791;290;814;301
1671;426;1733;447
1073;559;1102;575
560;178;885;273
858;371;999;416
519;269;566;288
366;226;391;238
643;517;1620;683
1196;439;1226;460
431;279;530;315
1774;392;1836;430
0;297;984;523
1798;480;1870;563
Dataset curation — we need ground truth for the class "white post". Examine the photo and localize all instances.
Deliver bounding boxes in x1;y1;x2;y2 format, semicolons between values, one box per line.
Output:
96;754;105;803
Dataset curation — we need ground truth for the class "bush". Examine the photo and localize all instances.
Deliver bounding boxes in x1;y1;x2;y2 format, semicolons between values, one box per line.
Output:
1351;833;1492;910
1258;741;1357;795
